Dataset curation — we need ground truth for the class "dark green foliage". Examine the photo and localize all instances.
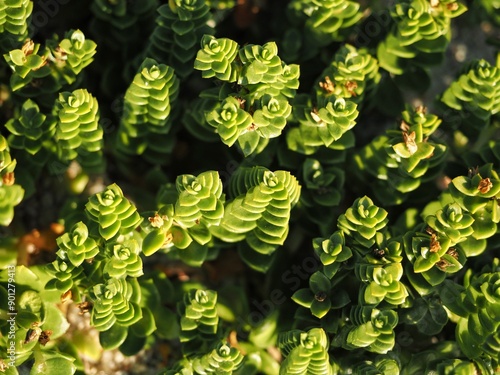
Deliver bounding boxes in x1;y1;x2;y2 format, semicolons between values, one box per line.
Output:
377;0;466;75
456;260;500;362
1;1;500;374
284;0;363;60
145;0;212;79
91;0;158;30
353;105;447;205
5;99;53;155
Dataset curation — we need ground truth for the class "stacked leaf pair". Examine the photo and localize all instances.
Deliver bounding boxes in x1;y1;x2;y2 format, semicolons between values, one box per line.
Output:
115;58;180;163
211;166;301;272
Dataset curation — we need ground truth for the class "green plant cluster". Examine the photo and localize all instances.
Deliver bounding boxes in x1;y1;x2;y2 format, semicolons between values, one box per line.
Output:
0;0;499;374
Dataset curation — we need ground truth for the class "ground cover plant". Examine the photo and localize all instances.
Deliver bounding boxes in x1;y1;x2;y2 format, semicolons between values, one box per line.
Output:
0;0;499;374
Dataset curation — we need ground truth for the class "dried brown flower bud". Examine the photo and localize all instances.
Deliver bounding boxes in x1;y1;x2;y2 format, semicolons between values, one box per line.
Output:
345;80;358;96
478;178;493;194
403;131;418;155
2;172;15;186
61;289;73;303
319;76;335;94
149;213;164;228
77;301;92;315
38;330;53;346
429;232;441;253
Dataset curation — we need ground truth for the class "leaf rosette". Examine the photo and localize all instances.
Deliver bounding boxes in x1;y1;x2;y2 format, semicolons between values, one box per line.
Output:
267;63;300;99
178;289;219;355
403;229;453;275
377;0;466;75
316;44;381;105
211;168;301;272
174;171;224;229
91;278;142;331
0;0;33;53
103;240;143;278
45;257;84;293
56;221;99;267
287;0;362;49
357;263;409;306
389;126;436;176
239;42;283;85
313;231;352;278
252;94;292;139
206;96;252;147
3;39;51;91
54;88;104;171
337;196;389;248
5;99;54;155
192;341;244;374
278;328;333;375
425;203;475;246
146;0;212;79
194;35;239;82
344;307;399;354
85;183;143;241
122;58;180;132
54;29;97;84
315;97;358;146
441;59;500;128
448;165;500;214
